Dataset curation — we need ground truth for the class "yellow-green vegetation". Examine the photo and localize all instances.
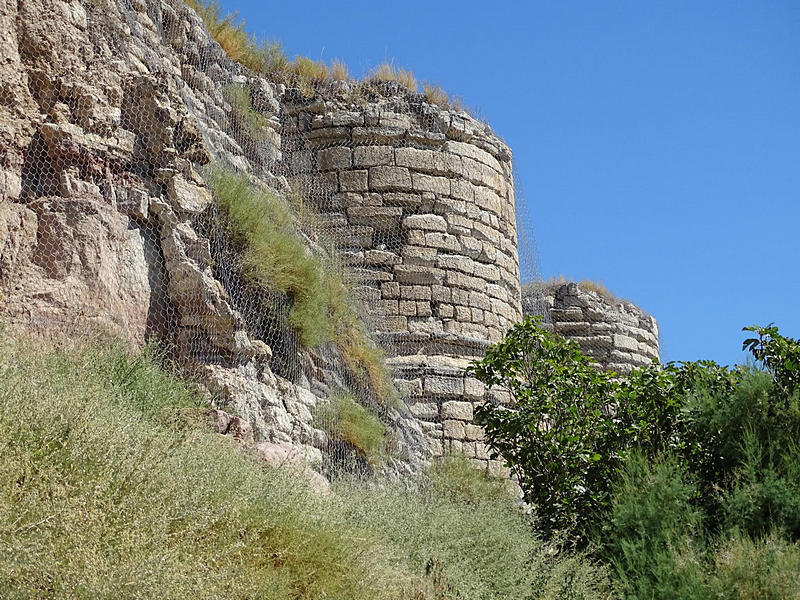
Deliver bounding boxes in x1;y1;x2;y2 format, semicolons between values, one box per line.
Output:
206;166;394;403
0;337;614;599
223;83;270;139
313;392;387;464
371;62;419;92
185;0;287;74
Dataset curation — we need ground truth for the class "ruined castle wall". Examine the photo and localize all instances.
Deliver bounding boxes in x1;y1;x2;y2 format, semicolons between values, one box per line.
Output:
523;282;659;374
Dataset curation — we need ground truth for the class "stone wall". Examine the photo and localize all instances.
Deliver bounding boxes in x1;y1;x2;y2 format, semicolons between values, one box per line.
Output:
523;282;659;374
281;90;521;473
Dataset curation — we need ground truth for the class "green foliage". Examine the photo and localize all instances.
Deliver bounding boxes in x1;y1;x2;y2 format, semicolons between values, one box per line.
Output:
743;323;800;395
206;166;394;403
427;454;517;505
223;83;270;139
467;315;623;540
313;392;386;465
603;455;708;600
603;453;800;600
470;318;800;596
337;460;614;600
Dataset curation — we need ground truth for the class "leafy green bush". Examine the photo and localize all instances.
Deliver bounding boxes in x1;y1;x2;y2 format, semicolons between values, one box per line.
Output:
602;454;708;600
467;315;623;541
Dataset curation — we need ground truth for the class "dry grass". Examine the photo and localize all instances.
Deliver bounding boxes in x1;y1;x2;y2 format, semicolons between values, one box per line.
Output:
371;63;419;92
186;0;287;74
0;337;614;600
421;81;451;108
331;59;350;81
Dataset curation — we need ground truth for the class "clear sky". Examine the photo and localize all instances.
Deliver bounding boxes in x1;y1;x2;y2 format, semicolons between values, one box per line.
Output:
219;0;799;367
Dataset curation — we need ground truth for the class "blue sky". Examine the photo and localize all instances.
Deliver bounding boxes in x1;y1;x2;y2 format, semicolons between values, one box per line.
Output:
220;0;799;367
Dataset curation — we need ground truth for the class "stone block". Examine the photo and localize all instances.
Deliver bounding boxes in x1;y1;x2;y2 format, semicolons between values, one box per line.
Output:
365;249;400;266
424;232;460;251
408;317;443;336
167;174;212;214
425;375;465;397
401;245;437;266
436;253;475;274
400;285;432;301
432;285;452;302
429;438;444;457
316;147;351;171
394;378;423;397
464;424;485;441
416;301;432;317
444;140;504;173
379;299;399;314
382;192;423;207
384;316;408;331
394;264;444;285
441;400;473;420
446;271;486;291
339;169;368;192
399;300;417;316
473;261;500;282
438;304;454;318
402;214;447;232
443;419;466;440
412;172;450;195
369;165;412;191
613;333;639;352
353;145;394;167
409;402;439;419
346;206;402;230
381;281;400;298
455;305;472;321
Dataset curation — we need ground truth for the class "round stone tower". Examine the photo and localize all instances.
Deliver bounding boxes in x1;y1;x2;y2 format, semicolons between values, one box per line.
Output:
281;82;521;470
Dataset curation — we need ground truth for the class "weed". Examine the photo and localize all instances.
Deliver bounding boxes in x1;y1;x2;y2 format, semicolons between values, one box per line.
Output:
313;392;386;465
371;63;419;92
206;166;394;403
186;0;287;74
223;83;269;139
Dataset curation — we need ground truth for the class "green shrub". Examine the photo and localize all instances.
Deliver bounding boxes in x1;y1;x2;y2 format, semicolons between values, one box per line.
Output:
602;454;709;600
223;83;270;139
467;315;624;541
427;454;517;505
336;460;614;600
708;532;800;600
313;392;386;465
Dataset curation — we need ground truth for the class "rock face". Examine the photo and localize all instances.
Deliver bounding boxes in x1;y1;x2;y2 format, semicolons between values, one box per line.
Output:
523;282;660;374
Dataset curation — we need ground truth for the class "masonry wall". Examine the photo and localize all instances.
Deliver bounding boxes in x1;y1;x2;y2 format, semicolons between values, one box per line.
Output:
281;91;522;473
523;282;660;374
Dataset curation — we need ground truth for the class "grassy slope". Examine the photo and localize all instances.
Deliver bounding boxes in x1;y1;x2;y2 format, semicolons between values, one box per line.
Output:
0;337;611;599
